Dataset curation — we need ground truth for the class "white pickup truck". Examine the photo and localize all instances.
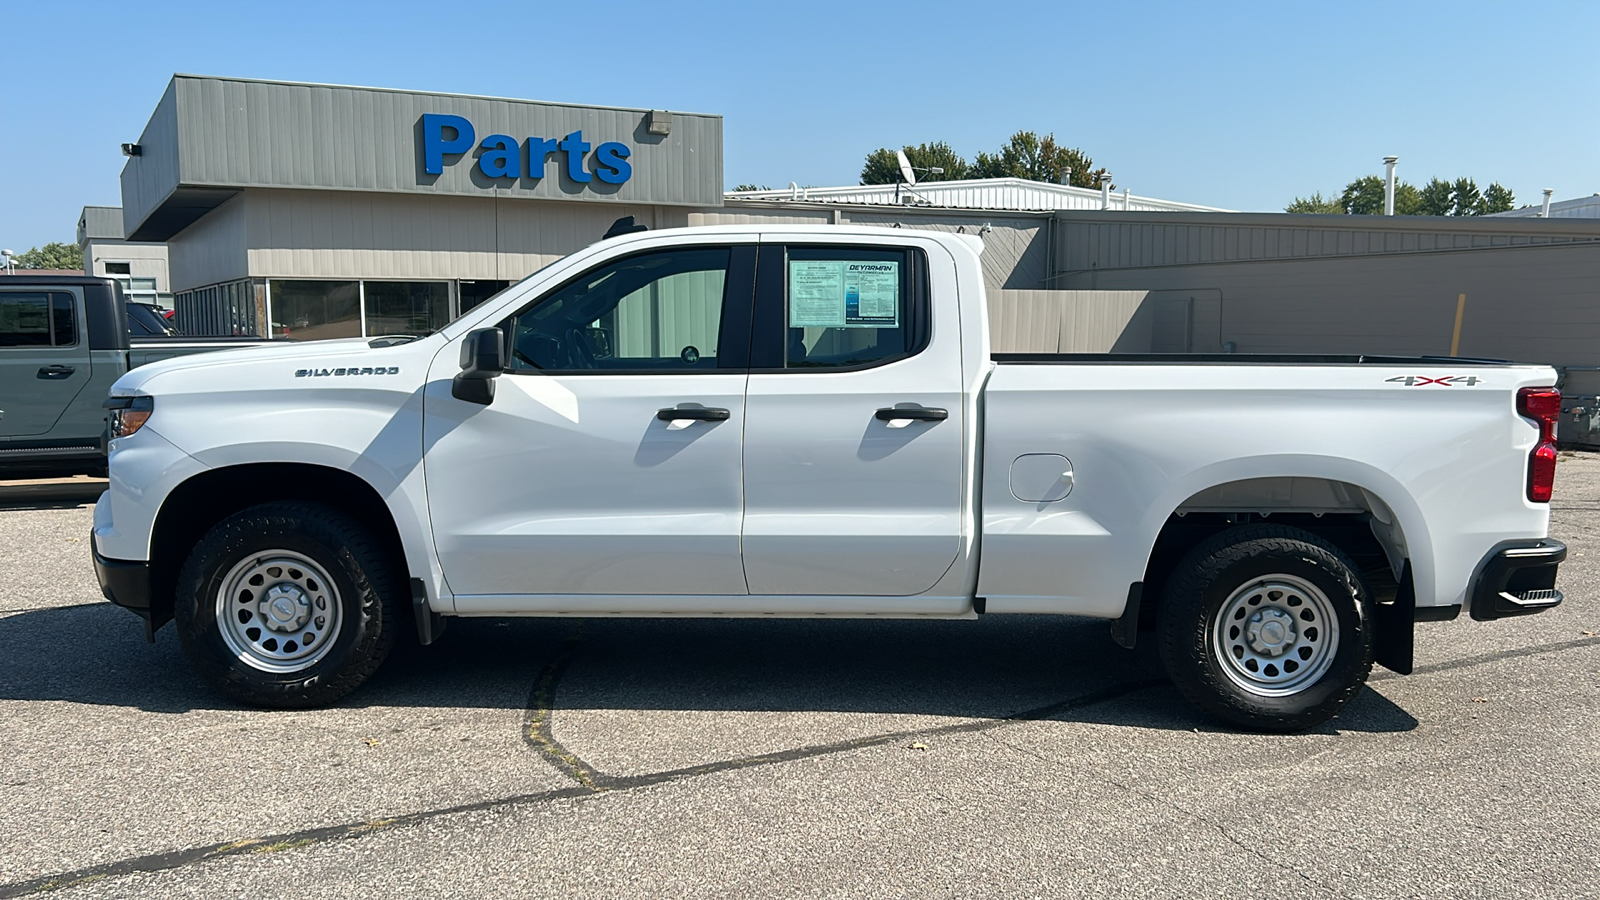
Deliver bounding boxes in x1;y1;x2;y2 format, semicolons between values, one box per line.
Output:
92;224;1566;731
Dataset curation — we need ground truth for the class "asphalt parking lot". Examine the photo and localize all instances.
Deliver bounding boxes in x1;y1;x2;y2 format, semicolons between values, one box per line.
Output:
0;464;1596;899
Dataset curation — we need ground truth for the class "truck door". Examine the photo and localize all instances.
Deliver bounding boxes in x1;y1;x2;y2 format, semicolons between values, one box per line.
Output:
741;242;966;596
0;288;92;438
423;242;756;598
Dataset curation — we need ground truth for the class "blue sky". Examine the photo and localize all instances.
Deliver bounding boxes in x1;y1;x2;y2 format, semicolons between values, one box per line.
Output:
2;0;1596;252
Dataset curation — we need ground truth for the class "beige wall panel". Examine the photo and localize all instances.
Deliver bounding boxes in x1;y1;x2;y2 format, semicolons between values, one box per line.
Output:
844;213;1048;291
989;290;1150;352
236;189;664;283
688;210;834;226
166;194;248;292
85;242;171;289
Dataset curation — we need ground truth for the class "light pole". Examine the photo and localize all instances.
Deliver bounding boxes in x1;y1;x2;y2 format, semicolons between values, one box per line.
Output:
1;249;14;276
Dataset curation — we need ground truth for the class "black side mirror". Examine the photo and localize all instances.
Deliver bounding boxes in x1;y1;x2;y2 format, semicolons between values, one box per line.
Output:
452;327;504;405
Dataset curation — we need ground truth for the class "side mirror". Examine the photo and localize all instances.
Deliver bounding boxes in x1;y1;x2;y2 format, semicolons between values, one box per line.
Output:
452;327;504;405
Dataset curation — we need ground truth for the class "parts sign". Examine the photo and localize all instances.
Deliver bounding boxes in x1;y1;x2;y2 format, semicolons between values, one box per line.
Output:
421;114;631;186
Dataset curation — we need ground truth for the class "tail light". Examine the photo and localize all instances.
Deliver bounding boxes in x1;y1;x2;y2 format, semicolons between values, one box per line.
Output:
1517;387;1560;503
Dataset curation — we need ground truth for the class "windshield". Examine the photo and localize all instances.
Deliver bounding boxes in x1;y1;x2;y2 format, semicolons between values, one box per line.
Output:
126;303;180;336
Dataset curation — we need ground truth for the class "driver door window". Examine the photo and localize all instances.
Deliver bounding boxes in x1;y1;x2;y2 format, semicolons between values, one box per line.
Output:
506;247;737;373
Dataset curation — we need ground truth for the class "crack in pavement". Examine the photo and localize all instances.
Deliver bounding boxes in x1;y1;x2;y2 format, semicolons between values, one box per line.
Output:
4;631;1596;897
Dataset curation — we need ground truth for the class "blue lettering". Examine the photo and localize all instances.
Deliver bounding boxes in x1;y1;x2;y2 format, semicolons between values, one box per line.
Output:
594;141;631;185
421;114;475;175
526;137;559;178
422;116;631;188
478;134;521;179
559;131;592;183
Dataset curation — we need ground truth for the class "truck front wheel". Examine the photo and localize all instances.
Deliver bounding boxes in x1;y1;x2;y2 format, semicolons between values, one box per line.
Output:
1157;524;1375;732
174;502;401;708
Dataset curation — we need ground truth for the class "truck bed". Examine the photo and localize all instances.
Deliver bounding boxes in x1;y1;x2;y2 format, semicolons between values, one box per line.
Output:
993;353;1515;366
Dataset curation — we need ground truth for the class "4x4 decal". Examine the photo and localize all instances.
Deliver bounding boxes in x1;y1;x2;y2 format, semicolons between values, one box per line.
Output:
1385;375;1482;386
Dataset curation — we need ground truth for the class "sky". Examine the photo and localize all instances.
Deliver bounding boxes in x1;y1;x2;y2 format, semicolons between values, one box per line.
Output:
1;0;1596;252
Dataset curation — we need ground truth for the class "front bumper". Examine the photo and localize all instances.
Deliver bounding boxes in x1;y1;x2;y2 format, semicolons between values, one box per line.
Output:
92;536;161;640
1469;539;1566;621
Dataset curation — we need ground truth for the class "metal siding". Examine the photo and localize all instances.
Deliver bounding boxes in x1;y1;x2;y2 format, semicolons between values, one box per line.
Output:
989;290;1150;352
165;194;249;292
724;177;1226;213
120;83;182;238
232;188;672;282
79;207;125;241
687;210;834;226
159;76;720;211
1052;241;1600;367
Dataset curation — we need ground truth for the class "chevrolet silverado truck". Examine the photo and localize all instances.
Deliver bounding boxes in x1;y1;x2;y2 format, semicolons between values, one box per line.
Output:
0;274;262;477
91;224;1567;731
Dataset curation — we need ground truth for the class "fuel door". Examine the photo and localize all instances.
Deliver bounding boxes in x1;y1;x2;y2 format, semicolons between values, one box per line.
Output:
1010;453;1073;503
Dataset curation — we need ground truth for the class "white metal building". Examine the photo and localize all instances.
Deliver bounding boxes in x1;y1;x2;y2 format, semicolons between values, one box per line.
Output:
1491;194;1600;219
726;177;1227;213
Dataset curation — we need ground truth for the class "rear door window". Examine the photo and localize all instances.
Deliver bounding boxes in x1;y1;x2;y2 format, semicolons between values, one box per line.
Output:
751;246;928;370
0;292;76;347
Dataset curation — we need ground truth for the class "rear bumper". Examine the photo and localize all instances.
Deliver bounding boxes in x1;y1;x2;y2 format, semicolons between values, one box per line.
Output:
1469;539;1566;621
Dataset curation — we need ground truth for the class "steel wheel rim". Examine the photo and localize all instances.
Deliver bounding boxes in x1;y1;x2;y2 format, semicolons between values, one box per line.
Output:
215;550;342;674
1211;574;1340;697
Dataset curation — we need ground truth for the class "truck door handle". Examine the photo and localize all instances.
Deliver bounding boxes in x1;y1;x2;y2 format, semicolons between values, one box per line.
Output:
656;407;730;422
875;406;948;422
37;365;75;380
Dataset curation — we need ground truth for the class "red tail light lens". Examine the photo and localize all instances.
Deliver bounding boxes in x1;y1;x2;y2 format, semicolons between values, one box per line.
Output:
1517;387;1560;503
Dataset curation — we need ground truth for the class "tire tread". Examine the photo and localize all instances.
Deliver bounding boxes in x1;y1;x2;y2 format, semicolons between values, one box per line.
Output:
1157;523;1375;732
174;501;400;709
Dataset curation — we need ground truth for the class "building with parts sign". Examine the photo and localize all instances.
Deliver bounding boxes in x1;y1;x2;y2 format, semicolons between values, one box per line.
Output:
118;75;724;339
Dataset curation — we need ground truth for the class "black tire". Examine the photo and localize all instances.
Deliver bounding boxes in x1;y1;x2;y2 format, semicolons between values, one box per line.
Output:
174;501;402;708
1157;524;1375;732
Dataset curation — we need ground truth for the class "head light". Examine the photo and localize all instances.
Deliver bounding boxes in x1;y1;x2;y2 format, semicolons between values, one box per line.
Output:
104;395;154;439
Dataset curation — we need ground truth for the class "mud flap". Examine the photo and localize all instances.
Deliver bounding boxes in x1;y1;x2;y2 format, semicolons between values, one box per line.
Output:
1372;561;1414;675
412;578;446;646
1110;583;1142;649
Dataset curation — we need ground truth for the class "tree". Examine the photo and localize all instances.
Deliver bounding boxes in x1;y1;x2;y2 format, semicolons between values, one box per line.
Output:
1451;178;1482;217
968;131;1107;188
1417;178;1454;216
730;183;771;192
1285;193;1342;214
860;141;970;185
1302;173;1519;217
1339;176;1387;215
1476;182;1515;215
1393;182;1423;215
14;242;82;270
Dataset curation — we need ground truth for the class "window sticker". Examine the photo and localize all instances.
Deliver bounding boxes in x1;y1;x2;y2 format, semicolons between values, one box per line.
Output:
843;261;898;326
789;261;846;327
788;260;900;329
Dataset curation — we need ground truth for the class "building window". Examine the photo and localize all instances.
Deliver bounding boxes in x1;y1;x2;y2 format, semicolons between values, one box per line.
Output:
269;280;361;340
104;262;131;275
459;280;510;315
363;281;450;337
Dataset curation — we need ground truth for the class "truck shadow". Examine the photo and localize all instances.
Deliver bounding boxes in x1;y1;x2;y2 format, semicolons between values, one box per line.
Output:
0;603;1417;734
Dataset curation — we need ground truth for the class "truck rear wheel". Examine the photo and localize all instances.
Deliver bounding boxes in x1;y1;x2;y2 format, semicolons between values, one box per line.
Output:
174;502;401;708
1157;524;1375;732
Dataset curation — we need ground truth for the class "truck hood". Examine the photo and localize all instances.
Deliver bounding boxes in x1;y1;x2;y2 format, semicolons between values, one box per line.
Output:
112;336;442;396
